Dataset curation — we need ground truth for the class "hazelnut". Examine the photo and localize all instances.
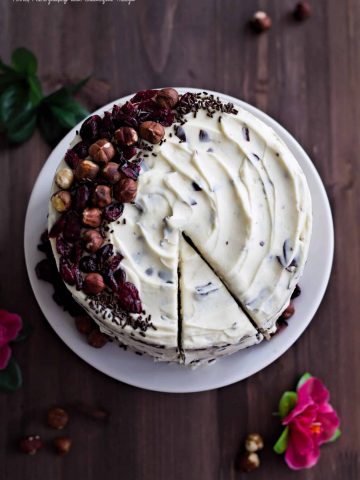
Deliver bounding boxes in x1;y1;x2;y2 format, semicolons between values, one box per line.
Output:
139;121;165;144
55;167;74;189
245;433;264;453
293;2;312;21
155;88;179;109
92;185;112;208
19;435;43;455
51;190;72;213
53;436;72;455
281;301;295;320
82;208;102;228
102;162;121;184
113;178;137;203
88;329;109;348
89;138;116;164
82;229;104;253
47;407;69;430
83;273;106;295
250;11;272;33
75;160;100;182
238;452;260;472
114;127;138;147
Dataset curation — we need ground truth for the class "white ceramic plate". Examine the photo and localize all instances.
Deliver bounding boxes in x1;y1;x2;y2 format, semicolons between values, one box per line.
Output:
24;88;334;393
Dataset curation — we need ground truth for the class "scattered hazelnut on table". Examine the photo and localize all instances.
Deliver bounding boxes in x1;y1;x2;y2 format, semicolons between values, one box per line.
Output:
245;433;264;453
51;191;72;213
281;301;295;320
114;127;138;147
47;407;69;430
250;11;272;33
102;162;121;184
238;451;260;472
82;229;104;253
82;208;102;228
155;88;179;109
89;138;116;164
53;436;72;455
75;160;100;182
83;273;106;295
92;185;112;208
293;2;312;21
139;121;165;144
55;167;74;190
19;435;43;455
88;329;109;348
113;177;137;203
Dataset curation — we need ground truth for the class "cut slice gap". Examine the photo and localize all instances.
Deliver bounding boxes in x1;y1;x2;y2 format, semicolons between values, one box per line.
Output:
182;232;260;333
177;253;184;363
180;235;262;366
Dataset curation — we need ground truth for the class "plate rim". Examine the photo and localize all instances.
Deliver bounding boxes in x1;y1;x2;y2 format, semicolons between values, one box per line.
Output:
24;88;334;393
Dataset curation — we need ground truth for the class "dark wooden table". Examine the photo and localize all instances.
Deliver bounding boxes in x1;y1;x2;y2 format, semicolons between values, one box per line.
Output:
0;0;358;478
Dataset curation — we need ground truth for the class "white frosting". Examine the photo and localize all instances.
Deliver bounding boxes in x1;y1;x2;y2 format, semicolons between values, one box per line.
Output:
48;96;312;365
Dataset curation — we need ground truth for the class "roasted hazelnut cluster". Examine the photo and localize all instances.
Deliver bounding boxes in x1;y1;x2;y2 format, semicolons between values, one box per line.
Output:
236;433;264;472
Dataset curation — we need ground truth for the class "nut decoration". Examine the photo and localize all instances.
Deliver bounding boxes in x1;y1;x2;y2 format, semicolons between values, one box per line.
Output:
114;127;138;147
55;167;74;190
89;138;116;164
82;208;102;227
51;191;72;213
113;177;137;203
75;160;100;182
139;121;165;144
155;88;179;109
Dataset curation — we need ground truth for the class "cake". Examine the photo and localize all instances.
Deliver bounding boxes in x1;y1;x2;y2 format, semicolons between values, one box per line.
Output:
47;88;312;366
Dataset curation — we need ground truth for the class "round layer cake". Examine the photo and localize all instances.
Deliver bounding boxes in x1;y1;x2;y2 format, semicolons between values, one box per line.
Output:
48;89;312;366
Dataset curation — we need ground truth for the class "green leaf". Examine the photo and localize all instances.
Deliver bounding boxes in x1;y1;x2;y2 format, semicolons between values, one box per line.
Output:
67;76;90;95
27;75;43;107
279;391;297;419
0;58;17;74
11;48;37;75
13;317;33;343
273;426;289;454
326;428;341;443
0;357;22;393
297;372;312;390
37;103;68;147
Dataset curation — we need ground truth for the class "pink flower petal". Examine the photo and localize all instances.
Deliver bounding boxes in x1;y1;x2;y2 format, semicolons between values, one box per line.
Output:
289;420;315;455
298;377;329;406
283;403;317;426
0;310;22;347
285;434;320;470
317;409;340;444
0;344;11;370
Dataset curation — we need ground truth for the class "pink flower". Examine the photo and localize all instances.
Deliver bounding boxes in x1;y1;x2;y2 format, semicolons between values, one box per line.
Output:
282;377;340;469
0;310;22;370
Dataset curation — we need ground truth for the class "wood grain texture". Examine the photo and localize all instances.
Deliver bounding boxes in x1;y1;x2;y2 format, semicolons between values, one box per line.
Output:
0;0;359;478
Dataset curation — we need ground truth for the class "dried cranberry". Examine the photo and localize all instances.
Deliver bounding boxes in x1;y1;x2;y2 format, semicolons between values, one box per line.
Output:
130;90;157;103
121;146;137;160
102;267;118;292
108;253;123;271
56;234;73;256
80;115;102;142
63;212;81;242
177;92;196;114
114;268;126;285
35;259;56;283
64;149;80;169
72;140;90;159
73;184;90;212
136;99;174;127
49;215;67;238
88;329;109;348
120;160;141;180
291;284;301;299
75;315;95;335
69;242;83;264
117;282;142;313
98;111;115;139
40;230;49;244
103;202;124;222
74;267;83;291
96;244;114;269
120;101;137;115
59;257;76;286
79;256;97;273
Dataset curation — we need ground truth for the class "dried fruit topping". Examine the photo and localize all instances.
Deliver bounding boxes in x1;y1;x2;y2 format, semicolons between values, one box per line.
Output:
112;103;138;129
19;435;43;455
63;212;81;242
113;178;137;203
69;242;83;265
117;281;142;313
96;244;114;267
115;127;138;147
75;159;100;182
75;315;95;334
291;284;301;299
72;140;90;159
155;88;179;109
53;436;72;455
99;111;115;139
88;329;109;348
83;273;106;295
79;256;98;273
102;267;118;292
59;256;77;286
102;162;121;184
73;184;90;212
80;115;102;142
35;259;57;283
82;229;104;253
139;121;165;144
103;202;124;222
250;11;272;33
82;208;102;228
280;301;295;320
120;160;141;180
65;149;80;169
55;167;74;189
49;215;67;238
51;190;72;213
89;138;116;165
130;89;157;103
92;185;112;208
47;407;69;430
121;146;137;160
108;253;123;271
177;92;196;114
56;234;73;256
